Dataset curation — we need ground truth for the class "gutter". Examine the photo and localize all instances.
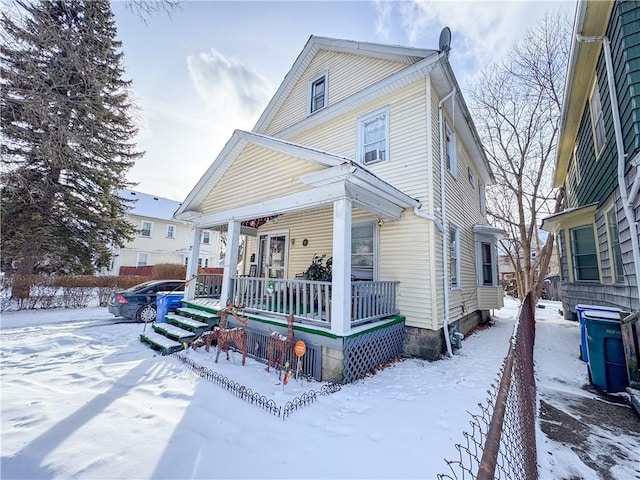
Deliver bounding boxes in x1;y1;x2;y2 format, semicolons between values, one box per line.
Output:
576;34;640;306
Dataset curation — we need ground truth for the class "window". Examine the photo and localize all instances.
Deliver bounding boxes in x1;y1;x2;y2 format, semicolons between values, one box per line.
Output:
481;242;494;286
201;230;211;245
309;74;326;114
589;78;606;156
449;226;460;288
358;107;389;165
445;121;457;176
166;224;175;239
140;221;153;238
606;209;624;283
479;183;486;215
136;252;149;266
468;167;476;187
570;225;599;281
572;144;581;185
197;257;210;268
352;224;375;280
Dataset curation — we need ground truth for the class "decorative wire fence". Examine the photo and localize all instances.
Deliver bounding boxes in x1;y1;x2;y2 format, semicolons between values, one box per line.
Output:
169;351;342;420
439;293;537;480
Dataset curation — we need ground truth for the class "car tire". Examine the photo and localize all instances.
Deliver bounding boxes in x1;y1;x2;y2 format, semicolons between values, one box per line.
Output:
136;304;156;323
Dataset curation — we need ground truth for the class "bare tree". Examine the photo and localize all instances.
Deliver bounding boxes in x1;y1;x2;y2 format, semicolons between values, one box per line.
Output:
124;0;180;23
469;12;570;301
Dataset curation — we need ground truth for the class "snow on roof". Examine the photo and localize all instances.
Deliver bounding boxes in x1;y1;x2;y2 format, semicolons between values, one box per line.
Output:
118;189;182;221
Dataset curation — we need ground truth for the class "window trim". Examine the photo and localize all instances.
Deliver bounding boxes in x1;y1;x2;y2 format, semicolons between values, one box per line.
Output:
572;143;581;186
201;230;211;245
479;183;486;216
357;106;390;166
605;206;624;284
140;221;153;238
445;120;457;177
166;224;176;239
351;220;378;281
589;77;606;157
569;224;600;282
308;73;327;115
136;252;150;267
468;167;476;187
449;224;460;289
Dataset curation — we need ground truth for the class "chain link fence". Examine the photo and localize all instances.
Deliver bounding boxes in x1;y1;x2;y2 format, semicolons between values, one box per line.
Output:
439;293;538;480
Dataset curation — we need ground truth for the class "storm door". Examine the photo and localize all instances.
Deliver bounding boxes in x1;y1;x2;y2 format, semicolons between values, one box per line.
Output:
257;233;288;279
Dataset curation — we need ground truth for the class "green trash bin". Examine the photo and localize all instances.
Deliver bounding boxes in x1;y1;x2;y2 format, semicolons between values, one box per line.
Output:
584;310;628;393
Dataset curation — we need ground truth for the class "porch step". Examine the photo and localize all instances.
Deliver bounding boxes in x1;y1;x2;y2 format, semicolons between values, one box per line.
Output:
139;331;184;354
166;313;212;334
175;307;219;324
152;323;197;343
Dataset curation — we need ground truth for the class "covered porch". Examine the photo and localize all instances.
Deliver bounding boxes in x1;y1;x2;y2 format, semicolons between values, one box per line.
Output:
176;131;421;336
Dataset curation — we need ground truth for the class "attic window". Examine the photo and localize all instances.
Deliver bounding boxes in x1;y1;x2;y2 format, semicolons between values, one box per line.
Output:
309;74;327;114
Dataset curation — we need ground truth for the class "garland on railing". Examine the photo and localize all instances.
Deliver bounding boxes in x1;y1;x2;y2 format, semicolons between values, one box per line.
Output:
168;351;342;420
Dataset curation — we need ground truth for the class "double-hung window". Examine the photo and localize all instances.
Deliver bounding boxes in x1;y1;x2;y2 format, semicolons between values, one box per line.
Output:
166;224;175;239
309;74;326;114
606;209;624;284
137;252;149;267
358;107;389;165
589;78;606;156
445;121;457;176
481;242;494;286
201;230;211;245
479;183;486;215
140;221;153;238
570;225;599;281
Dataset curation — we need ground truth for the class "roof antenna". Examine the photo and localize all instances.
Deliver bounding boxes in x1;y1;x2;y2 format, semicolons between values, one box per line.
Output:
439;27;451;56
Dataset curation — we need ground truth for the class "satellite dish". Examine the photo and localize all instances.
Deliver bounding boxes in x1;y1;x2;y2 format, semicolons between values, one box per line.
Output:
439;27;451;54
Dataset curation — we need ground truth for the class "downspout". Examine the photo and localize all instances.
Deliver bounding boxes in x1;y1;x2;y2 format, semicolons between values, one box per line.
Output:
577;35;640;306
413;206;444;232
439;87;455;357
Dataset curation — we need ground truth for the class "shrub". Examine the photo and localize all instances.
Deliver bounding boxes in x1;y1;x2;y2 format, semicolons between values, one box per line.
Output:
153;263;186;280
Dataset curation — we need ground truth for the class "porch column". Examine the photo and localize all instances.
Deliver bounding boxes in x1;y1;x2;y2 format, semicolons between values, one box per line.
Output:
185;226;202;301
331;198;352;335
220;219;241;307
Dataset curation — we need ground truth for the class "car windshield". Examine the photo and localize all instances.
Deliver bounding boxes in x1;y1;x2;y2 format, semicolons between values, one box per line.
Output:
126;281;162;293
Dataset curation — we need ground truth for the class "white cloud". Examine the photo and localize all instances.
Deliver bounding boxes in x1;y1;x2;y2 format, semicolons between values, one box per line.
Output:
374;0;394;40
186;48;274;129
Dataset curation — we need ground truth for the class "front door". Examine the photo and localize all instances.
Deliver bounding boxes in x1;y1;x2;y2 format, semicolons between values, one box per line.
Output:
258;233;288;279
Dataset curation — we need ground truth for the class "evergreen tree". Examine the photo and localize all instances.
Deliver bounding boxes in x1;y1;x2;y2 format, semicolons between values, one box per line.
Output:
1;0;141;274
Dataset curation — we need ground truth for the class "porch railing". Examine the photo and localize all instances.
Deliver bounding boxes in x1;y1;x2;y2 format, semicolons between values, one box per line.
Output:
195;274;223;298
230;276;399;327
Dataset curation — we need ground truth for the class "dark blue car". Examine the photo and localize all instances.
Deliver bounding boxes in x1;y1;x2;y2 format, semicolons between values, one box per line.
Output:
107;279;185;322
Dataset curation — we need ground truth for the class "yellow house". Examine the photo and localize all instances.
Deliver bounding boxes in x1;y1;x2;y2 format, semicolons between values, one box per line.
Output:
174;36;503;379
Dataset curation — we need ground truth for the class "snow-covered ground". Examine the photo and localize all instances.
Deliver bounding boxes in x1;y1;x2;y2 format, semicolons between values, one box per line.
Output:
1;297;637;479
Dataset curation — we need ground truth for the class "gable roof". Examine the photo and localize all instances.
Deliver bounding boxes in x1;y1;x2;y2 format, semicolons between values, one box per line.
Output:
252;35;439;135
118;189;182;221
174;130;419;221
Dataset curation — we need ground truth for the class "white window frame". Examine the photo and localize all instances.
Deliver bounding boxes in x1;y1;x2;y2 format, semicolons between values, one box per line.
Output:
445;120;457;176
572;144;581;186
357;106;390;166
606;207;624;284
308;73;327;115
201;230;211;245
479;183;486;216
589;78;606;157
449;225;460;289
476;238;498;287
351;221;378;281
140;221;153;238
468;167;476;187
570;225;600;282
136;252;150;267
166;224;175;239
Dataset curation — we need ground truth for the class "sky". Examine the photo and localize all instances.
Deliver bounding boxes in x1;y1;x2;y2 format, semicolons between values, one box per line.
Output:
2;296;639;479
110;0;577;202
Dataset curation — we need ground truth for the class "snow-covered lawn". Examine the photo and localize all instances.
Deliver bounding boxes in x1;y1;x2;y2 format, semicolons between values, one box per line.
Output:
1;297;637;479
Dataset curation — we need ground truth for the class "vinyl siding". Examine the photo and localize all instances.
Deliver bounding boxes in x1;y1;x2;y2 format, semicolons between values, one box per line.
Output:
265;50;410;135
198;144;324;216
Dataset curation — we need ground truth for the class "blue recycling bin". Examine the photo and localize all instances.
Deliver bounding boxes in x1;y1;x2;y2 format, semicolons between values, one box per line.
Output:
156;291;184;323
584;310;628;393
576;304;621;363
